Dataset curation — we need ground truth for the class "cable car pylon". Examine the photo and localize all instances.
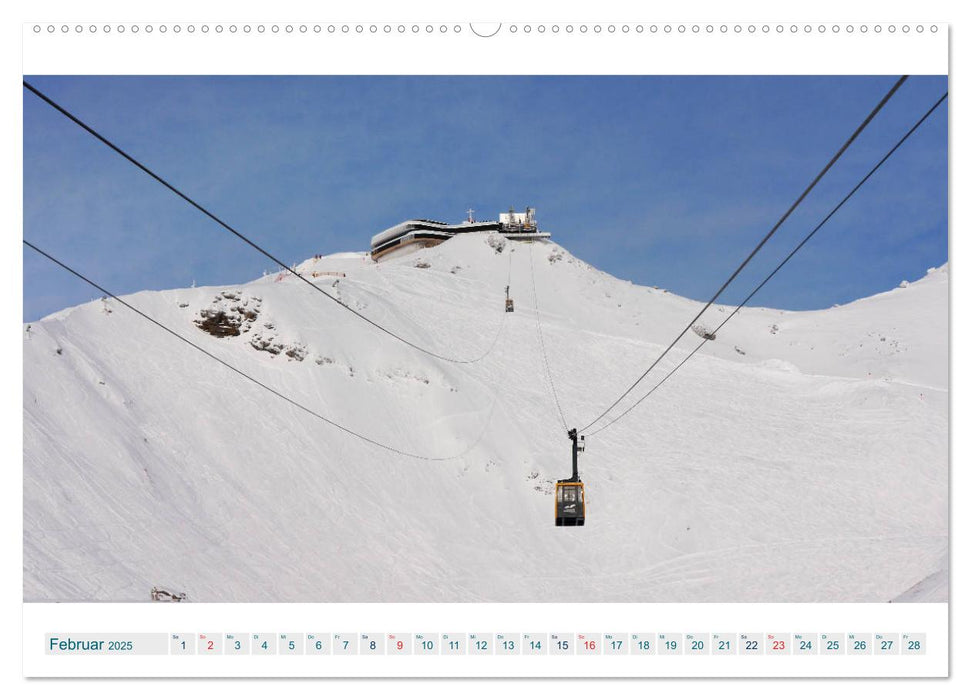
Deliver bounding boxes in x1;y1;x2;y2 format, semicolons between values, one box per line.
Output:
555;428;586;526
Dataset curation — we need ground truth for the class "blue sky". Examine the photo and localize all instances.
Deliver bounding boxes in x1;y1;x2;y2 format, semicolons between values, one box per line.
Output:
23;75;947;321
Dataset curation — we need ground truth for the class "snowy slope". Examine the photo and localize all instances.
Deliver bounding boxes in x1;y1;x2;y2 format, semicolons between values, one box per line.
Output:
23;234;948;602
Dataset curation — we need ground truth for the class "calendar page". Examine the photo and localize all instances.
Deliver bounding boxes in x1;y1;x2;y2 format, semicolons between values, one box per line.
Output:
17;0;952;686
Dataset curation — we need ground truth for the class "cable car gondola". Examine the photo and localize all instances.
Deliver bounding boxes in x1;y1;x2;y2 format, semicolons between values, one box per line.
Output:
555;429;585;526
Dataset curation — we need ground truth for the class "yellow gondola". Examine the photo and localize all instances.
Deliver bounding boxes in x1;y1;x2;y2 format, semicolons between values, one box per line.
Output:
555;429;586;526
555;481;585;527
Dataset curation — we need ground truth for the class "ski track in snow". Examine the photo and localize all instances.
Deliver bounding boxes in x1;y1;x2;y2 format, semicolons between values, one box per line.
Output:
23;234;948;603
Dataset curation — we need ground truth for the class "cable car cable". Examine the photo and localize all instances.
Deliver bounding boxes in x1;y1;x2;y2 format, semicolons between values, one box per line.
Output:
461;248;515;359
22;80;504;366
588;90;948;437
577;75;909;434
24;239;502;462
529;244;570;432
507;245;514;289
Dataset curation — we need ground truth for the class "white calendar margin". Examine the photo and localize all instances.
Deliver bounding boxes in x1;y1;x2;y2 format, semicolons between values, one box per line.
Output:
23;602;947;677
23;22;948;77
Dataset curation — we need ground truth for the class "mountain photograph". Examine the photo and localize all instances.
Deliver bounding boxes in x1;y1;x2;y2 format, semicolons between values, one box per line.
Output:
22;75;948;603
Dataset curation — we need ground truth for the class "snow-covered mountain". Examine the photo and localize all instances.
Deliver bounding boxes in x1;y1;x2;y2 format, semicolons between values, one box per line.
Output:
23;234;948;602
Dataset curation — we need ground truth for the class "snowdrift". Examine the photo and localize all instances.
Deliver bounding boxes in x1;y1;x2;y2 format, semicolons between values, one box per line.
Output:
23;235;948;602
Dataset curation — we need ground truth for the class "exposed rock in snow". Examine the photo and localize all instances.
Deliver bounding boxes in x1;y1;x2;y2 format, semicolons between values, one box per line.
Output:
485;234;505;253
195;291;261;337
249;331;307;361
